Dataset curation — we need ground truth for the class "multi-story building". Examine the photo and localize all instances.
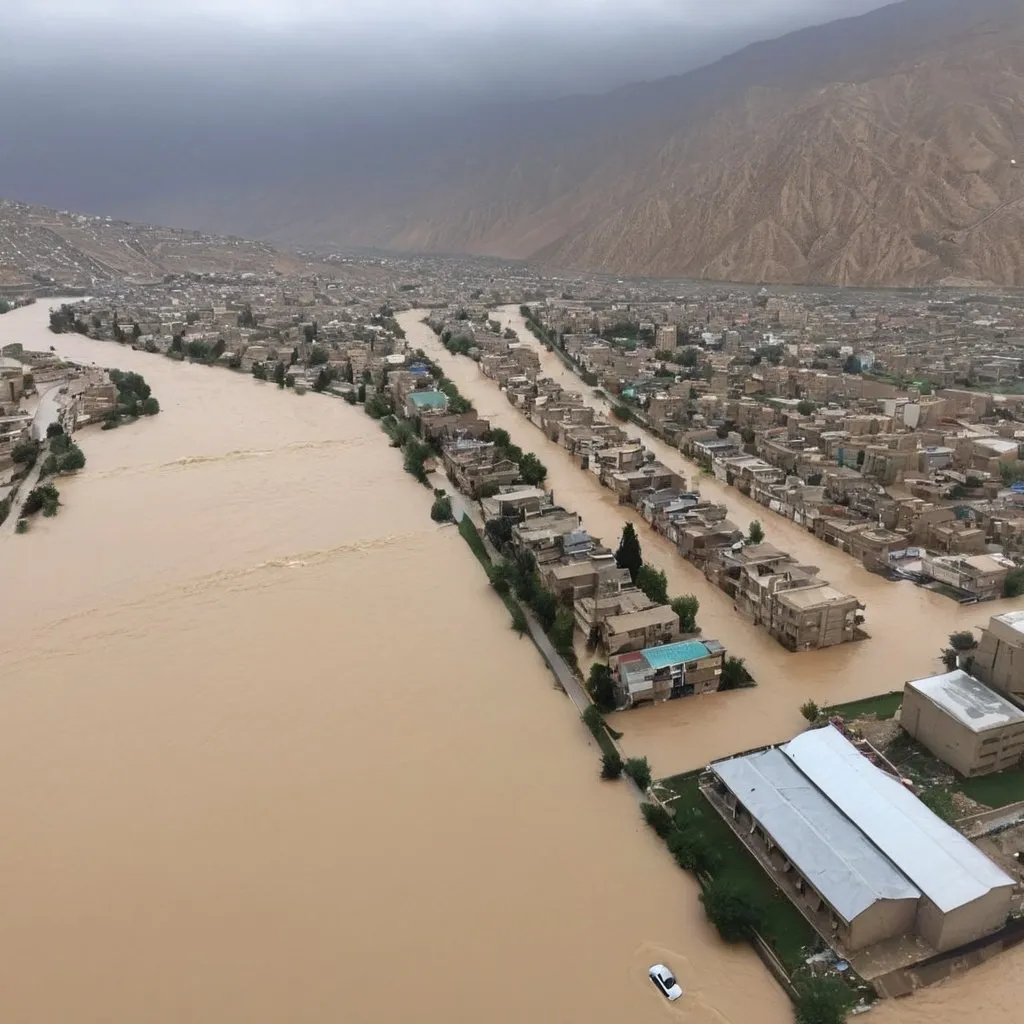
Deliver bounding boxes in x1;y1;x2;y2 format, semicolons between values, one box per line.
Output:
610;638;726;707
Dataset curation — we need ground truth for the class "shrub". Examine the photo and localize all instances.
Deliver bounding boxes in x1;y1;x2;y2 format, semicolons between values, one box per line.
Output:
794;975;857;1024
46;422;64;438
800;700;821;723
667;830;719;874
747;520;765;545
530;589;559;632
23;483;60;517
430;495;453;522
640;802;674;839
59;445;86;473
601;751;623;780
700;878;768;942
611;405;632;422
11;439;40;465
15;518;28;533
623;757;652;791
720;656;754;691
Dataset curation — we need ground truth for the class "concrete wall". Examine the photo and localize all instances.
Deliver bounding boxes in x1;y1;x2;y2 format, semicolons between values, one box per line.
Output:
917;887;1014;953
849;897;920;952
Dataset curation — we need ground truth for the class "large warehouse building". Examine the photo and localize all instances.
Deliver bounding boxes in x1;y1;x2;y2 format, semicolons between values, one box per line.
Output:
707;726;1015;953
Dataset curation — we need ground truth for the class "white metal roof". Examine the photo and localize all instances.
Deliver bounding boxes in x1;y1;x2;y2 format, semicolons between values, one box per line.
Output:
907;670;1024;733
783;727;1015;913
712;749;920;922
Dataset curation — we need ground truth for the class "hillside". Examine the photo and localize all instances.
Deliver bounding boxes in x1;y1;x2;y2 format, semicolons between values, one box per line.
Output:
0;199;330;291
6;0;1024;288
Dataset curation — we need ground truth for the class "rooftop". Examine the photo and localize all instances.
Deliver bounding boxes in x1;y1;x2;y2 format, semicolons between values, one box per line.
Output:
641;639;712;669
783;727;1014;913
711;748;920;923
407;390;448;410
907;670;1024;733
993;609;1024;636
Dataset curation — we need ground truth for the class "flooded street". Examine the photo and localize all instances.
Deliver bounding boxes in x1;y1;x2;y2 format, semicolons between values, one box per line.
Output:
402;306;1024;772
0;301;787;1024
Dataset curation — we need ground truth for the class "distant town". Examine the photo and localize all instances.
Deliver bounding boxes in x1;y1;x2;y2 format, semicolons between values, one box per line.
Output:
7;224;1024;1022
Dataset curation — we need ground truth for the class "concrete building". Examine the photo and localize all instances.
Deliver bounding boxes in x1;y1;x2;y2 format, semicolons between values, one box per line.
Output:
707;727;1014;955
610;638;725;707
918;553;1012;602
901;670;1024;777
974;610;1024;702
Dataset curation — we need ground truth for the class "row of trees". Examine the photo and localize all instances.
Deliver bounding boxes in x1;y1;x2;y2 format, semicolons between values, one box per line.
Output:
482;427;548;488
614;523;702;632
40;424;86;476
104;370;160;427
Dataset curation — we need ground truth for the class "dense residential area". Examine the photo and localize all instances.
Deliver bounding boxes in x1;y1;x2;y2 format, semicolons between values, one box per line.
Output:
6;253;1024;1022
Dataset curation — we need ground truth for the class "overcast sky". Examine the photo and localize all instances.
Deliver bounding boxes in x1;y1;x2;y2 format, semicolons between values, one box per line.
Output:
6;0;895;101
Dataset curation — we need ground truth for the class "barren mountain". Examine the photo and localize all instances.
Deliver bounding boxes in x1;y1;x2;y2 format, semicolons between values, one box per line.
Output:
5;0;1023;288
247;0;1024;287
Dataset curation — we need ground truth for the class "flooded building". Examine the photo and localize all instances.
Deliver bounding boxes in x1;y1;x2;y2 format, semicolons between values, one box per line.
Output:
974;610;1024;702
610;638;726;707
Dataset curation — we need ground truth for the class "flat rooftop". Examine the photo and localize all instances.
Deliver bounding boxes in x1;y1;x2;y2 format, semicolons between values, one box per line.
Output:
907;670;1024;733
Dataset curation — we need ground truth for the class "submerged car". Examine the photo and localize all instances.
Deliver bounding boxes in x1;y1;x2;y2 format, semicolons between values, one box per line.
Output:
648;963;683;1001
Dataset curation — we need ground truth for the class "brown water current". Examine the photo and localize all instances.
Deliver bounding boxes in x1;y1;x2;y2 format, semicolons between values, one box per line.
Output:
0;301;786;1023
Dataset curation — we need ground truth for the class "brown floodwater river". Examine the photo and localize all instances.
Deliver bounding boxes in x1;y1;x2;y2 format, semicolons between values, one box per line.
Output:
0;301;785;1023
0;299;1019;1023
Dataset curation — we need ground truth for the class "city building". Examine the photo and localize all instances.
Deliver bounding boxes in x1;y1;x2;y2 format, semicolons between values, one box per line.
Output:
609;638;725;706
705;727;1015;955
901;670;1024;777
974;611;1024;702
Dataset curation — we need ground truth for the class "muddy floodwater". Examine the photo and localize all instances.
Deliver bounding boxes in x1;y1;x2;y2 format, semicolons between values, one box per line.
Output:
0;299;1019;1023
0;301;785;1023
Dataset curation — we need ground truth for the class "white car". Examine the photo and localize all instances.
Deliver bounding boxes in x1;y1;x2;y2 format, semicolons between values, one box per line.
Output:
648;963;683;1001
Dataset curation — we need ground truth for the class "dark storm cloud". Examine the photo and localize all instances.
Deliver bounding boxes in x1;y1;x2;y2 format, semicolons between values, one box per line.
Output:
0;0;894;227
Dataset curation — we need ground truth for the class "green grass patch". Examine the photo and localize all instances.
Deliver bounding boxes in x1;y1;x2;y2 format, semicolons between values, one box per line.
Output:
458;516;491;569
661;773;818;972
824;690;903;721
956;768;1024;809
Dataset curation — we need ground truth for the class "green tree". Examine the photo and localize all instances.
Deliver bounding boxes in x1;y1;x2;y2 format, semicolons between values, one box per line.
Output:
141;397;160;416
797;399;816;416
23;483;60;517
430;494;453;522
550;607;576;656
587;663;617;712
747;520;765;545
518;452;547;486
1004;569;1024;598
667;830;720;874
273;361;286;387
949;631;977;652
531;589;559;633
252;362;268;381
700;879;768;942
46;422;64;439
615;523;643;583
636;564;669;605
402;440;432;484
800;700;821;723
59;445;86;472
510;603;529;636
601;750;623;780
309;345;329;365
623;756;652;791
671;595;700;633
719;656;753;691
794;975;857;1024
